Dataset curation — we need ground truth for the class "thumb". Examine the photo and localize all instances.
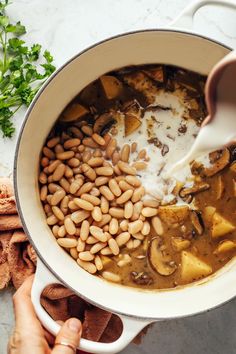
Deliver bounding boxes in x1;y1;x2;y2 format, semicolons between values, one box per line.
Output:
52;318;82;354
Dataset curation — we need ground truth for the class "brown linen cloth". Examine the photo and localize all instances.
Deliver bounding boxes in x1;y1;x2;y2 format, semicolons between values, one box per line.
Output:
0;178;147;348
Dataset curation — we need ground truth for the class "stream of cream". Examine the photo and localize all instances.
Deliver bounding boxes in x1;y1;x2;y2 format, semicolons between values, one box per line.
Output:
115;91;206;203
169;63;236;175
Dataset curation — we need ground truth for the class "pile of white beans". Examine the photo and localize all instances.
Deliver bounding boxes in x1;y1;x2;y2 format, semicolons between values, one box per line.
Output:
39;124;164;282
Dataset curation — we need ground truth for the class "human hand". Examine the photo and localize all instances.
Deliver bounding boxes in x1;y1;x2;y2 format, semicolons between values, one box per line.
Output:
8;275;82;354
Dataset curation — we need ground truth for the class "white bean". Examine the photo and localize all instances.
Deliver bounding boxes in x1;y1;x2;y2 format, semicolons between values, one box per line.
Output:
57;238;77;248
77;259;97;274
116;232;131;246
101;271;121;283
108;238;119;255
79;251;94;261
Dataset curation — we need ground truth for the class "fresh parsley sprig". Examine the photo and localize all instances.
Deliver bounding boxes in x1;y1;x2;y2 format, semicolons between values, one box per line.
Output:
0;0;56;137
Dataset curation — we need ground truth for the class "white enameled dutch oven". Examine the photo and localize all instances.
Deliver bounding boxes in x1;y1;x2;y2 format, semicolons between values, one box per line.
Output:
14;1;236;353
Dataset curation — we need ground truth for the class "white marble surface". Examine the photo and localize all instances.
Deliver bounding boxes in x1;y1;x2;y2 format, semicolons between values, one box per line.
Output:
1;0;236;353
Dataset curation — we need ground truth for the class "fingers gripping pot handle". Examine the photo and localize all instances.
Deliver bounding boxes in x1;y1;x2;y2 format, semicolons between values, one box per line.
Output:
31;258;152;354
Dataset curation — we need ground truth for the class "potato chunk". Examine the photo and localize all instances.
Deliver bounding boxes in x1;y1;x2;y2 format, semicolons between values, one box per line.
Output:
181;251;212;282
100;76;123;99
214;240;236;254
143;66;165;84
211;212;235;238
203;206;216;223
171;237;190;252
158;205;189;224
123;100;142;136
60;103;89;122
124;114;141;136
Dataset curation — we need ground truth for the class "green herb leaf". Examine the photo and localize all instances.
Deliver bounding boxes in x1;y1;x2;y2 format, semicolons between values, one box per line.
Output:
41;62;56;77
9;55;23;71
14;21;26;35
0;1;9;12
28;43;41;61
0;107;15;137
6;21;26;35
0;1;56;137
44;50;54;63
7;38;28;55
0;15;9;27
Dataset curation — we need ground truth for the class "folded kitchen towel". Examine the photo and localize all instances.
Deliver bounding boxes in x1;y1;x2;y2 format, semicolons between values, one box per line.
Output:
0;177;148;347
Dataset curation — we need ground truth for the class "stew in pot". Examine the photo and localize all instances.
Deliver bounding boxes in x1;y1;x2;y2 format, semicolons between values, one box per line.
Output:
38;64;236;289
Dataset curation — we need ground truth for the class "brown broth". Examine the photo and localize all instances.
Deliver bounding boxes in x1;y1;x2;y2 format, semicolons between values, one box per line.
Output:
105;164;236;290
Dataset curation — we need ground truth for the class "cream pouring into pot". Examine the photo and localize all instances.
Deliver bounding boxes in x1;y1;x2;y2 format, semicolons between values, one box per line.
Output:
169;50;236;175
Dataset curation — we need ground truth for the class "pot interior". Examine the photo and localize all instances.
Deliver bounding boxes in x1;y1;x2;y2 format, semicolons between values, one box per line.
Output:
15;30;236;319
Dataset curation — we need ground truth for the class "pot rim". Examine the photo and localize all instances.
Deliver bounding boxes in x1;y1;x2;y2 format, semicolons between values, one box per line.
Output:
14;28;234;321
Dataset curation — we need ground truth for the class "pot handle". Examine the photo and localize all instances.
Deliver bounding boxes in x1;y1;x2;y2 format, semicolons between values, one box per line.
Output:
31;259;151;354
170;0;236;30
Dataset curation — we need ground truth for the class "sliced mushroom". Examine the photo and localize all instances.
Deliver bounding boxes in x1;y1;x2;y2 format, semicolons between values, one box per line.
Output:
191;149;230;177
204;149;230;177
179;182;210;198
181;251;212;282
172;181;185;196
157;205;189;224
182;194;193;204
216;175;224;200
190;210;204;235
93;112;117;135
60;103;89;122
148;237;177;276
100;75;123;99
214;240;236;254
143;66;165;84
205;149;230;177
173;182;192;202
190;161;205;176
211;212;235;238
171;237;191;252
209;150;222;164
122;71;159;104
